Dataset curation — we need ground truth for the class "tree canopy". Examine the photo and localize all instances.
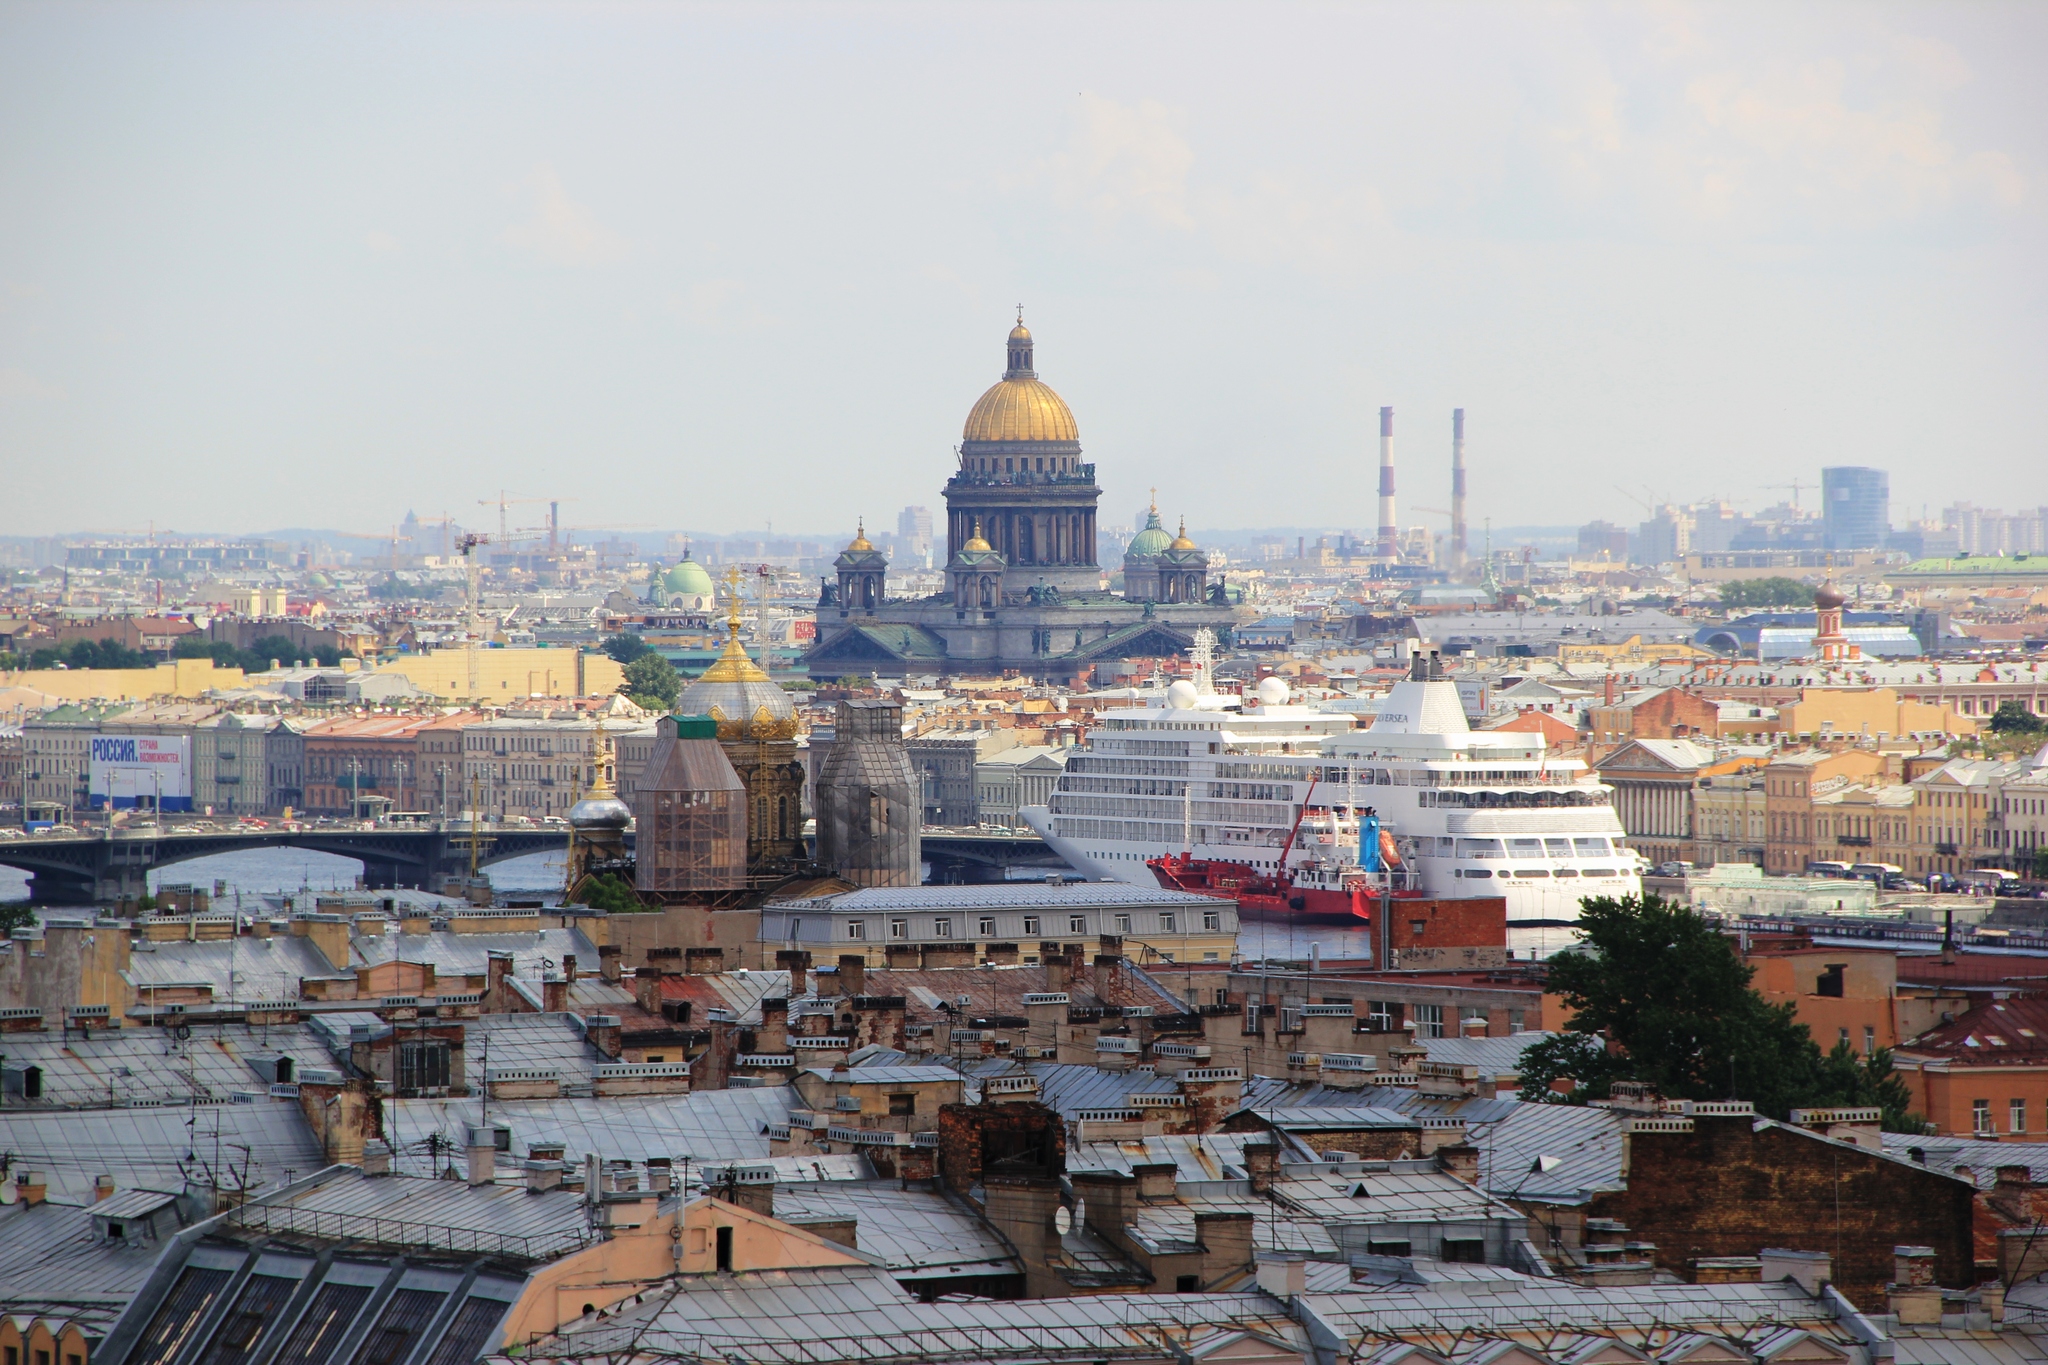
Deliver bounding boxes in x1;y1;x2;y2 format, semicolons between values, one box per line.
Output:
1717;577;1816;610
622;652;680;712
1517;893;1926;1129
602;633;654;665
1990;700;2045;735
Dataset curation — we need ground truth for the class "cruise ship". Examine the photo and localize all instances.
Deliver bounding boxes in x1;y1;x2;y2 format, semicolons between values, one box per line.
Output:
1021;653;1641;935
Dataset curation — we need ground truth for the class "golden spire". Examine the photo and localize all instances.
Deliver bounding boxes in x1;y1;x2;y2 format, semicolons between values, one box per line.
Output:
699;565;772;683
1149;487;1158;512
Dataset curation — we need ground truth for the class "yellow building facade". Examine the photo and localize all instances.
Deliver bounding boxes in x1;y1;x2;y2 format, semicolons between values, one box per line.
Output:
1777;687;1975;744
0;657;246;703
371;648;625;704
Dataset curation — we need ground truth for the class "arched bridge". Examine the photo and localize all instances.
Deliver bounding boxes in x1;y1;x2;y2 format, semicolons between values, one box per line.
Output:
0;824;570;904
0;824;1074;904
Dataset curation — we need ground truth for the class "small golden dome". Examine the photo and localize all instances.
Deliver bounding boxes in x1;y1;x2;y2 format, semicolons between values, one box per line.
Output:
963;376;1079;444
962;518;993;553
846;519;873;553
1169;517;1197;552
1009;322;1031;342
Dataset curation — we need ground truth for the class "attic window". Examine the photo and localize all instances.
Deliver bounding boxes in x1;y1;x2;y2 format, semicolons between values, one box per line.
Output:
1349;1181;1372;1198
1990;1036;2009;1047
106;1221;124;1238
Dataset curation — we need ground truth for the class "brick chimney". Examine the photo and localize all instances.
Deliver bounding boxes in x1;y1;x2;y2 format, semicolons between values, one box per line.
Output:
525;1159;563;1194
542;973;567;1013
585;1014;623;1059
760;998;789;1053
93;1174;116;1202
484;950;516;1013
17;1171;47;1206
776;949;813;997
633;967;664;1016
1243;1142;1279;1195
1043;948;1070;993
598;943;624;982
838;954;866;997
562;953;577;984
1196;1211;1254;1289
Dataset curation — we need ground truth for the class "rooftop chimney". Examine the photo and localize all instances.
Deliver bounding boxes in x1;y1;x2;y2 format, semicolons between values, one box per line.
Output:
359;1140;392;1177
93;1174;116;1202
1376;406;1398;562
466;1127;497;1186
1450;409;1467;573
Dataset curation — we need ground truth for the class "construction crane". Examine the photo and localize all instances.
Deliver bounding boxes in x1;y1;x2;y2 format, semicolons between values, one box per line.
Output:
1766;479;1815;511
455;529;541;699
478;492;578;543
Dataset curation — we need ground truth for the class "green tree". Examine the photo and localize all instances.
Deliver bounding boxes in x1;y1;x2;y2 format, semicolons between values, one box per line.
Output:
623;652;680;711
1718;577;1814;610
1990;700;2045;735
1809;1040;1928;1134
0;903;35;936
578;873;648;913
1520;893;1829;1120
602;633;654;665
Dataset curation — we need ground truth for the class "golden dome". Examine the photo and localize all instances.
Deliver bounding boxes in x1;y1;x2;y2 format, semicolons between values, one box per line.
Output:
962;518;993;553
963;376;1079;444
1009;322;1032;342
1169;517;1197;552
845;519;873;553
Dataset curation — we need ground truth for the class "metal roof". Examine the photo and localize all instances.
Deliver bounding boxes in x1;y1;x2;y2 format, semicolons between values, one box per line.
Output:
383;1084;799;1173
0;1099;325;1204
0;1019;334;1107
239;1166;593;1259
125;932;352;994
776;882;1227;911
352;924;601;980
1880;1133;2048;1188
1462;1100;1629;1203
1271;1167;1524;1226
770;1179;1016;1278
0;1197;175;1330
1422;1031;1552;1078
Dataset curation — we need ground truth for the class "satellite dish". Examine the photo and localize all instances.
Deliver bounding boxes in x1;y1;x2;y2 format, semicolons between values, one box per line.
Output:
1053;1206;1072;1235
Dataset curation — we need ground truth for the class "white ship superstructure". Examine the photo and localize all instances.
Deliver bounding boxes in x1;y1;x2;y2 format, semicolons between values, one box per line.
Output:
1022;654;1641;927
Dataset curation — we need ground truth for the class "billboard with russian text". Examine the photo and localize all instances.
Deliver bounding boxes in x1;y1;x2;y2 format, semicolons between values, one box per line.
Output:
88;733;193;811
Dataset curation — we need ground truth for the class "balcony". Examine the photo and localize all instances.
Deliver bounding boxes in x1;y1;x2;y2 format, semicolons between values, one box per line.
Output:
1836;835;1870;848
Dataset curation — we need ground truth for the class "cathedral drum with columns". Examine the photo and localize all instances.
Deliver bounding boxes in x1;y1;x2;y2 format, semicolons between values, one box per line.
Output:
808;315;1237;680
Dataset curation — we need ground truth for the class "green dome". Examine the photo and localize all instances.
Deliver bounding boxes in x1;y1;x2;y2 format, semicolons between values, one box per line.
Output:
662;556;715;599
1127;508;1171;558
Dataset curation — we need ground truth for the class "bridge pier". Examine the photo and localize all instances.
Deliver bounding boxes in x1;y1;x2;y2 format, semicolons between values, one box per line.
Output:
26;867;99;906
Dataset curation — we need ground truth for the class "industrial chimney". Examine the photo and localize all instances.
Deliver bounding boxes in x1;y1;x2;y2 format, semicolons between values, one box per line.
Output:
1451;409;1468;574
1376;407;1398;562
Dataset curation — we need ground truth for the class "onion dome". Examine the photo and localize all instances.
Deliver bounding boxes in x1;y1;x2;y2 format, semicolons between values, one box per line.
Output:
1128;506;1172;558
1169;517;1197;552
676;586;798;740
568;791;632;831
1814;579;1846;610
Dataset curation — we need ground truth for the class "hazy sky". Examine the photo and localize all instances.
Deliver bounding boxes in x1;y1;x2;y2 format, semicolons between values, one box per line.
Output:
2;2;2043;543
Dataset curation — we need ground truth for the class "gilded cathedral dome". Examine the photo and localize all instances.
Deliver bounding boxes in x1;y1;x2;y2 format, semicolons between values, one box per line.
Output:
961;318;1080;446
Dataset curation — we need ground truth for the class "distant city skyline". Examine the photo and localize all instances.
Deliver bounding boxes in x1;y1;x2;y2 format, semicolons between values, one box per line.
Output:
2;4;2044;539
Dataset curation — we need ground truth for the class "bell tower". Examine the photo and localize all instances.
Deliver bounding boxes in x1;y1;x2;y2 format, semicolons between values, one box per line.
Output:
833;521;888;619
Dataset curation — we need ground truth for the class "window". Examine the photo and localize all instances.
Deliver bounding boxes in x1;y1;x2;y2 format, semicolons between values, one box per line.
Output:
1023;916;1040;935
889;918;908;940
846;919;866;941
398;1040;452;1094
1975;1099;1993;1135
1414;1003;1445;1039
1442;1238;1486;1264
1202;911;1220;931
978;917;996;936
716;1225;734;1271
2014;1100;2028;1135
1159;913;1177;933
931;918;953;938
889;1093;916;1116
1114;914;1132;932
1175;1274;1199;1292
1864;1026;1876;1055
1069;915;1086;934
787;918;803;941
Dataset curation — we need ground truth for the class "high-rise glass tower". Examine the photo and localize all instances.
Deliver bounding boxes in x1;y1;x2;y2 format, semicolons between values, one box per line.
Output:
1822;466;1889;550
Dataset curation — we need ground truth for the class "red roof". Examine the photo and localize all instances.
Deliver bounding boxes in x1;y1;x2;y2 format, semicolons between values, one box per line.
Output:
1902;996;2048;1062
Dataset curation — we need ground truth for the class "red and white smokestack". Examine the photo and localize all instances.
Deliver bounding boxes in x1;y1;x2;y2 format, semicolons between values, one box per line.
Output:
1376;406;1398;561
1451;409;1467;573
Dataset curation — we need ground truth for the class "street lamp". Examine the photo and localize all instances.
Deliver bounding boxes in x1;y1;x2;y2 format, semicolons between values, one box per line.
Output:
345;757;364;821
